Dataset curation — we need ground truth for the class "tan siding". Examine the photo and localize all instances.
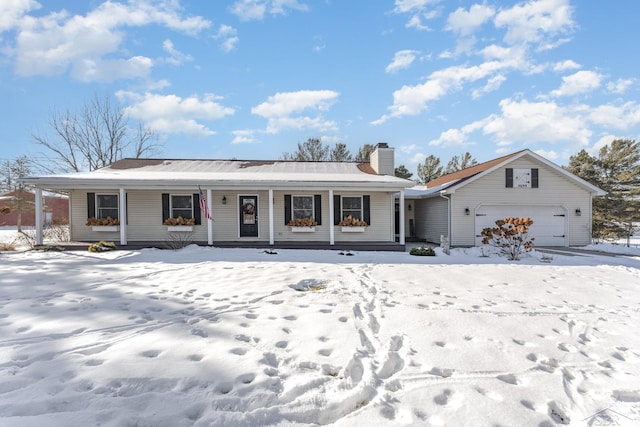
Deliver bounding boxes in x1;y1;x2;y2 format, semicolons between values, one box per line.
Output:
450;157;593;246
415;197;448;243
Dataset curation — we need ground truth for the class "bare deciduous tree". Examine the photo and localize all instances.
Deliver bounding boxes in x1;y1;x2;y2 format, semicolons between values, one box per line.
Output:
0;155;33;232
33;94;159;172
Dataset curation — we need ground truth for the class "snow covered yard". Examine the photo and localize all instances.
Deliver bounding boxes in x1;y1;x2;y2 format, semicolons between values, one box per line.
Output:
1;242;640;426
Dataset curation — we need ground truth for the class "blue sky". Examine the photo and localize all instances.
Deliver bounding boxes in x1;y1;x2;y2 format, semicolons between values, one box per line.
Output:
1;0;639;174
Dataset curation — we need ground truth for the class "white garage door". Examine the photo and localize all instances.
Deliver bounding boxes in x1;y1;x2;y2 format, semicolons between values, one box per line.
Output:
474;205;567;247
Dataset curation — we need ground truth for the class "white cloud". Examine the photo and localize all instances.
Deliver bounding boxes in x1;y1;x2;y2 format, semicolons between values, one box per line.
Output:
0;0;39;32
229;0;308;22
251;90;339;134
607;78;635;94
550;70;602;97
385;50;419;73
482;98;591;147
533;149;558;160
393;0;440;31
446;4;495;36
472;74;506;99
215;25;239;52
232;129;260;144
588;102;640;130
428;121;483;147
494;0;575;47
11;1;210;80
553;59;580;72
162;39;193;66
118;91;235;136
73;56;153;82
373;60;506;124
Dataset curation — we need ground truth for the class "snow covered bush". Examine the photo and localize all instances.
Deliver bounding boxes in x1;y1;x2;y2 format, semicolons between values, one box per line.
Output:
480;217;535;261
410;246;436;256
88;241;116;252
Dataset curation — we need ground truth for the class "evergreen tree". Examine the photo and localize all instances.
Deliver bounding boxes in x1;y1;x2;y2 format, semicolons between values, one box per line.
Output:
394;165;413;179
329;143;353;161
445;152;477;174
417;155;443;184
567;139;640;243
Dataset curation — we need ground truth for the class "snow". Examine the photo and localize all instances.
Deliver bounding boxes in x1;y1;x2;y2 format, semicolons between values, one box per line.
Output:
1;229;640;426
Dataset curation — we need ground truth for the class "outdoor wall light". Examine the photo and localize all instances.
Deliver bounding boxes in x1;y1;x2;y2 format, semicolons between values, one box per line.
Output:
575;208;581;216
408;203;412;211
222;196;227;205
464;207;470;215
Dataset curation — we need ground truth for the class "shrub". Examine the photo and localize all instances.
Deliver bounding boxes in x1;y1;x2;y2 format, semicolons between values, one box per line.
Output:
410;246;436;256
0;241;16;251
88;241;117;252
480;217;535;260
164;232;193;250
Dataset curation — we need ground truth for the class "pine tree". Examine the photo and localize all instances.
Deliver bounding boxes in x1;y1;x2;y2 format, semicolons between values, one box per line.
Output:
417;155;443;184
394;165;413;179
567;140;640;243
329;143;353;161
281;138;329;161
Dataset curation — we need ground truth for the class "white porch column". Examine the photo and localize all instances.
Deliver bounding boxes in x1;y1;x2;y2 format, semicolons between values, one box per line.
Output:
269;189;274;245
207;188;213;245
399;190;405;245
119;188;127;245
35;187;43;245
329;190;334;245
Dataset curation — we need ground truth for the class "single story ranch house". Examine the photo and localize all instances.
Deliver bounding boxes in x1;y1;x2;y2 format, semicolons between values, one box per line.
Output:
21;145;604;250
21;143;414;250
401;149;606;247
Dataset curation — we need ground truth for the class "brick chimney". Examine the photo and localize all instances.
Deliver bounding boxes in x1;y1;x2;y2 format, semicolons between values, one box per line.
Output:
370;142;394;175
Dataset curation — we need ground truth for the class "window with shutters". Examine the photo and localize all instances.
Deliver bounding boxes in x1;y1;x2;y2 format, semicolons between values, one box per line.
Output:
96;194;118;219
292;195;314;220
170;194;194;219
342;196;362;220
506;168;539;188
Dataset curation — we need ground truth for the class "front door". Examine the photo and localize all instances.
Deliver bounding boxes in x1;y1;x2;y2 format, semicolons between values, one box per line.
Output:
239;195;258;237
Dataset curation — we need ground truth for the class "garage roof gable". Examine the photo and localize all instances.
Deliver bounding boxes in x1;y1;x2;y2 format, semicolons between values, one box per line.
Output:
428;149;606;196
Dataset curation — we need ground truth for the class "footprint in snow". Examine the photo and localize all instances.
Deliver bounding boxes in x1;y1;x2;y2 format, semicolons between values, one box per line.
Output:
140;350;161;358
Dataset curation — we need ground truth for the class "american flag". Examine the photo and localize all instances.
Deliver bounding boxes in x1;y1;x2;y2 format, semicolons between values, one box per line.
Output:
198;186;213;221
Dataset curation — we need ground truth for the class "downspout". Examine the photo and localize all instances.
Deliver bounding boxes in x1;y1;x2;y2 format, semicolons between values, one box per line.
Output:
439;191;451;243
35;187;43;246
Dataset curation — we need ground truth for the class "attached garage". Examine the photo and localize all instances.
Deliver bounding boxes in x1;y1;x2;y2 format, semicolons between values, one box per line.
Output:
405;150;606;248
474;205;567;247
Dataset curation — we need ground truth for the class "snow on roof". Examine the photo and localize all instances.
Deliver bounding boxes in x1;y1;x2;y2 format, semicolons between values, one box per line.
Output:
20;159;414;190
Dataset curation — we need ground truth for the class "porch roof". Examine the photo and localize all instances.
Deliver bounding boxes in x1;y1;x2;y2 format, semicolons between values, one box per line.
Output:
20;158;414;191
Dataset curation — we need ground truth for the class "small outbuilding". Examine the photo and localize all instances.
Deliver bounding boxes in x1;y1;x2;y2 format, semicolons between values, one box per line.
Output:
403;149;605;247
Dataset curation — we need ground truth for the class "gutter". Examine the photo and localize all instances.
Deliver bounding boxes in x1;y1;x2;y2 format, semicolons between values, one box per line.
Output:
439;190;451;242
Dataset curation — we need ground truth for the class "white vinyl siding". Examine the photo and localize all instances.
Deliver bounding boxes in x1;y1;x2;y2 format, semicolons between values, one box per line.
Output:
449;157;594;246
415;197;448;244
70;189;397;244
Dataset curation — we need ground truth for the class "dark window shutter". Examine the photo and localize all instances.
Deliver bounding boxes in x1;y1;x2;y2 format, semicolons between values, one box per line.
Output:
87;192;95;218
314;195;322;225
506;168;513;188
333;195;341;225
531;168;539;188
363;195;371;225
125;193;128;225
162;193;170;223
192;193;201;225
284;195;292;225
